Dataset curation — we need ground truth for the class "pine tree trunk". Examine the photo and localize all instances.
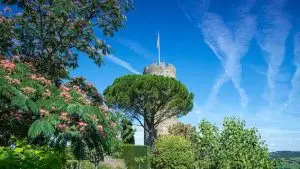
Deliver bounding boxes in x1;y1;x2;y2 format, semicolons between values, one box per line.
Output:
144;123;156;147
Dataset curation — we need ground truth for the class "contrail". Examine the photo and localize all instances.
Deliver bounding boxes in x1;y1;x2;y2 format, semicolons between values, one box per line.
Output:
256;0;291;106
106;55;141;74
179;0;256;108
116;37;156;60
285;33;300;109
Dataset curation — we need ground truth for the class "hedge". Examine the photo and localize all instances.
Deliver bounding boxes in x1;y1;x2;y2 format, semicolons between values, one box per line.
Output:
119;144;150;169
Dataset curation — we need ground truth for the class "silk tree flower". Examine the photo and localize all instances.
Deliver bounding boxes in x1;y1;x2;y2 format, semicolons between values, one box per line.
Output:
4;76;20;85
39;108;49;116
22;87;36;94
0;60;16;72
57;123;67;131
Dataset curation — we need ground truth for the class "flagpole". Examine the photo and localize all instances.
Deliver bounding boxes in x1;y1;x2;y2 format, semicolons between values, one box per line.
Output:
157;32;161;65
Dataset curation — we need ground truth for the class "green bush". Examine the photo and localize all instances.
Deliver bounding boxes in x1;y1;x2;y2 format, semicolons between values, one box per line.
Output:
119;144;150;169
151;136;195;169
0;141;67;169
66;160;125;169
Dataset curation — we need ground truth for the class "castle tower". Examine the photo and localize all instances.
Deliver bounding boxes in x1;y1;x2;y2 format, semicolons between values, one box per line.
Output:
143;62;178;136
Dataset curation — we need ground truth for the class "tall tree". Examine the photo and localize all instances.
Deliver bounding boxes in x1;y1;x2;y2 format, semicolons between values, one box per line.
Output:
0;0;133;80
104;74;194;147
0;59;121;162
193;117;276;169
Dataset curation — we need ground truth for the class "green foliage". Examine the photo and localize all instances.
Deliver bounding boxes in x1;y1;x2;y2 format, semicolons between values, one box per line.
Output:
193;117;276;169
119;144;150;169
0;140;68;169
121;118;135;144
104;74;194;146
151;136;195;169
0;61;121;161
66;77;104;106
66;160;126;169
1;0;133;79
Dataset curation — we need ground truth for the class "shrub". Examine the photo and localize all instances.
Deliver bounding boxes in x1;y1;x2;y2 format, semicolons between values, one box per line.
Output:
120;144;150;169
151;136;195;169
0;140;67;169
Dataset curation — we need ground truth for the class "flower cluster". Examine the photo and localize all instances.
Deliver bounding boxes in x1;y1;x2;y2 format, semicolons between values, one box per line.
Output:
4;75;20;85
99;105;108;112
57;123;67;130
77;121;88;132
22;87;36;95
67;76;103;106
29;74;51;85
59;85;72;102
0;60;15;73
57;112;72;131
42;89;51;97
59;112;72;123
39;108;49;116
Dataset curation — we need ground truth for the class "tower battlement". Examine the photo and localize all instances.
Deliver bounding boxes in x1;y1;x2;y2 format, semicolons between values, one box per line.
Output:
143;62;176;78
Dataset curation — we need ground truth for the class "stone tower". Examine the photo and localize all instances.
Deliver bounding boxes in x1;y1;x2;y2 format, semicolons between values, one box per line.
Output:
143;62;178;136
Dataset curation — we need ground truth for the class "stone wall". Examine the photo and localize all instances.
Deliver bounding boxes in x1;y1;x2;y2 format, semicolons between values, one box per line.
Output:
144;62;176;78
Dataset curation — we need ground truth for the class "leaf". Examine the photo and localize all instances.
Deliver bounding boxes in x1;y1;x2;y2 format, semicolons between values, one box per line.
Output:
67;104;81;115
27;100;39;115
11;94;27;108
28;117;56;138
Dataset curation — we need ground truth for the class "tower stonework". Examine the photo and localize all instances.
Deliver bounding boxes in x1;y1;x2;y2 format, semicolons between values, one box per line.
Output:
143;62;178;136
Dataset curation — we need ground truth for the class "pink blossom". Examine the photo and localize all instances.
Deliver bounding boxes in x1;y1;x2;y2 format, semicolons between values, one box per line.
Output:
57;123;67;130
22;87;36;94
40;108;49;116
77;121;88;127
0;60;16;72
99;105;108;112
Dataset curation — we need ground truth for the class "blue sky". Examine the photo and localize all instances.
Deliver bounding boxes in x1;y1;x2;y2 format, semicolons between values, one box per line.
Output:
69;0;300;151
6;0;297;151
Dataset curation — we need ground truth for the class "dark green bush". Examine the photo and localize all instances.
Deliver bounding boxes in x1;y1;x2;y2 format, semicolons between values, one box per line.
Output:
119;144;150;169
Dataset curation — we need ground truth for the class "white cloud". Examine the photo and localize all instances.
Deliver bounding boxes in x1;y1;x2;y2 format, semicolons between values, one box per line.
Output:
179;0;256;109
105;55;141;74
116;37;156;60
256;0;291;106
285;33;300;110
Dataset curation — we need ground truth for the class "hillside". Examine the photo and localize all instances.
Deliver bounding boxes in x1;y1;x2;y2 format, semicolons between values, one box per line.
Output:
271;151;300;169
